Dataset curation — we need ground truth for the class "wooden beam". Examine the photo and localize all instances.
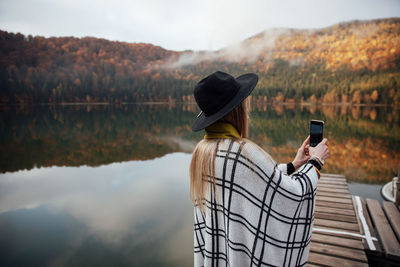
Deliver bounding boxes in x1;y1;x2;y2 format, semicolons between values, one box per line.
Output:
315;205;355;216
315;211;357;223
314;218;359;231
310;242;368;262
366;198;400;260
311;232;364;249
317;183;349;190
316;191;352;199
316;201;354;210
308;252;368;267
317;196;353;204
318;180;347;185
319;176;346;182
321;173;346;178
320;177;347;182
317;187;350;194
382;201;400;242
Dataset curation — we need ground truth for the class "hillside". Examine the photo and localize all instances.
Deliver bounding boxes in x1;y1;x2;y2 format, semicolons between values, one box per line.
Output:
0;18;399;104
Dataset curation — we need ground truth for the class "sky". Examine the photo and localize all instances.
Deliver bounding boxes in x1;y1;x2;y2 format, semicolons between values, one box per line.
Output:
0;0;399;51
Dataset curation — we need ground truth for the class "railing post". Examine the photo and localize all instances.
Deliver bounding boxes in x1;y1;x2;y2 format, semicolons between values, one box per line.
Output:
396;161;400;207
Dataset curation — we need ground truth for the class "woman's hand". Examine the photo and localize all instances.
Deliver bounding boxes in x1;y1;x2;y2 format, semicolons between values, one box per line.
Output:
308;138;330;164
292;136;311;169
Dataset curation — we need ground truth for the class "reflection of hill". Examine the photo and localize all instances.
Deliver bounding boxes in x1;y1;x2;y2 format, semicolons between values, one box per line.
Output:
1;104;399;183
0;104;202;173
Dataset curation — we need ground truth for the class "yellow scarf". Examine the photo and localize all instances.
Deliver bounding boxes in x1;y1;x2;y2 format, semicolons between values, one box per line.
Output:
204;122;241;139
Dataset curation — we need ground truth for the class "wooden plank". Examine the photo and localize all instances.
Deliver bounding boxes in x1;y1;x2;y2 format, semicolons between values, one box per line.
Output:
311;232;364;249
321;173;346;178
318;183;348;189
319;178;347;183
316;191;352;199
310;242;368;262
316;200;354;210
308;252;368;267
315;205;355;216
314;218;359;231
322;172;345;177
318;180;347;185
382;201;400;242
318;183;348;188
317;183;349;190
351;196;382;255
315;211;357;223
320;177;347;182
366;198;400;259
320;174;345;178
317;187;350;194
320;175;346;181
317;196;353;204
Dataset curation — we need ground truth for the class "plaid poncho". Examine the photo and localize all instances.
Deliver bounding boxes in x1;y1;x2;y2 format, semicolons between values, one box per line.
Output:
193;139;319;267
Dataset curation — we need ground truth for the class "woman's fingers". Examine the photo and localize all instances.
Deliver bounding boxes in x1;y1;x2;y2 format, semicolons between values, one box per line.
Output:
304;145;309;156
302;135;310;148
308;138;330;161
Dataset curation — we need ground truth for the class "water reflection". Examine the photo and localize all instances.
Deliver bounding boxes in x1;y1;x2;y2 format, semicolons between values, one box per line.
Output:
0;153;193;267
0;103;399;182
0;103;399;266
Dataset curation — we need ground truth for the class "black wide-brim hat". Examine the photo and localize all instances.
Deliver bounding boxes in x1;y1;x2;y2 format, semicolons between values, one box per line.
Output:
192;71;258;132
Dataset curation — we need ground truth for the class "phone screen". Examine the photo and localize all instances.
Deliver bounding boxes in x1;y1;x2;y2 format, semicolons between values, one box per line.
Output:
310;120;324;147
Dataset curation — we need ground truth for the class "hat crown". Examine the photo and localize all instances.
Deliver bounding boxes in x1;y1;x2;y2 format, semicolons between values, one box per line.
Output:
194;71;240;116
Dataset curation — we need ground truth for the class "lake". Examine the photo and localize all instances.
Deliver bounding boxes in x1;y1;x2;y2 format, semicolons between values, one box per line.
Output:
0;103;399;266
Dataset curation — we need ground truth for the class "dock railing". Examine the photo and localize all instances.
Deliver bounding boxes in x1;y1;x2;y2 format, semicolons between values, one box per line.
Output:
396;162;400;207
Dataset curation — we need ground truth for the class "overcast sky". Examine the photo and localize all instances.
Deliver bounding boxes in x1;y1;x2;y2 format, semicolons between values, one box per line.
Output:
0;0;399;51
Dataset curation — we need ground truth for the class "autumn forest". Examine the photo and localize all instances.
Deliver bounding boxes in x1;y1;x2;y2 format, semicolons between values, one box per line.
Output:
1;18;399;105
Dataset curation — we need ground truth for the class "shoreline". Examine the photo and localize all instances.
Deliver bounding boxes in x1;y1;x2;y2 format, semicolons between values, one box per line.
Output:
0;102;398;107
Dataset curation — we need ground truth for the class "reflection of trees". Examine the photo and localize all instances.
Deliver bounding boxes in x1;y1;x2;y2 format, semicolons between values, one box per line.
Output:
0;104;202;173
0;104;399;183
249;104;400;183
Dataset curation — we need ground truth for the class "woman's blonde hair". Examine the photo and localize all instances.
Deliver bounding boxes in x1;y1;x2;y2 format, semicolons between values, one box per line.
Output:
190;98;249;213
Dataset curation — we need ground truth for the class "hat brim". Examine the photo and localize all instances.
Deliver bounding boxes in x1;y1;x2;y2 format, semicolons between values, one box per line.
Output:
191;73;258;132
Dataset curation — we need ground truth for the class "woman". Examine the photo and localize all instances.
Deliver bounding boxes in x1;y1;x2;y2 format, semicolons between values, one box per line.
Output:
190;71;329;267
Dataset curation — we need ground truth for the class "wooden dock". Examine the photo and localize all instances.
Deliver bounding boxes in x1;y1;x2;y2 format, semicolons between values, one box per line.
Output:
308;173;400;266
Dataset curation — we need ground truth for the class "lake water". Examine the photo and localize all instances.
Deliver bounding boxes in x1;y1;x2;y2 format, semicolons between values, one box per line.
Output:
0;103;399;266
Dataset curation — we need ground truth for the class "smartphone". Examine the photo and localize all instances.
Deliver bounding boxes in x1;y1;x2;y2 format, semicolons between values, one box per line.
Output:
310;120;324;147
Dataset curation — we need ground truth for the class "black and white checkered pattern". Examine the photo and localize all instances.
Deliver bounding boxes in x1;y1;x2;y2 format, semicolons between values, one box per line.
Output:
194;139;319;267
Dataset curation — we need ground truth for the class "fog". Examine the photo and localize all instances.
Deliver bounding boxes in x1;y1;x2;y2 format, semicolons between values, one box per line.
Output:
164;28;289;68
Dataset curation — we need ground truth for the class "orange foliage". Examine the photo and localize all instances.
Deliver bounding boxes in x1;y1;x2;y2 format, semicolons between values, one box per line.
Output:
263;138;399;183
